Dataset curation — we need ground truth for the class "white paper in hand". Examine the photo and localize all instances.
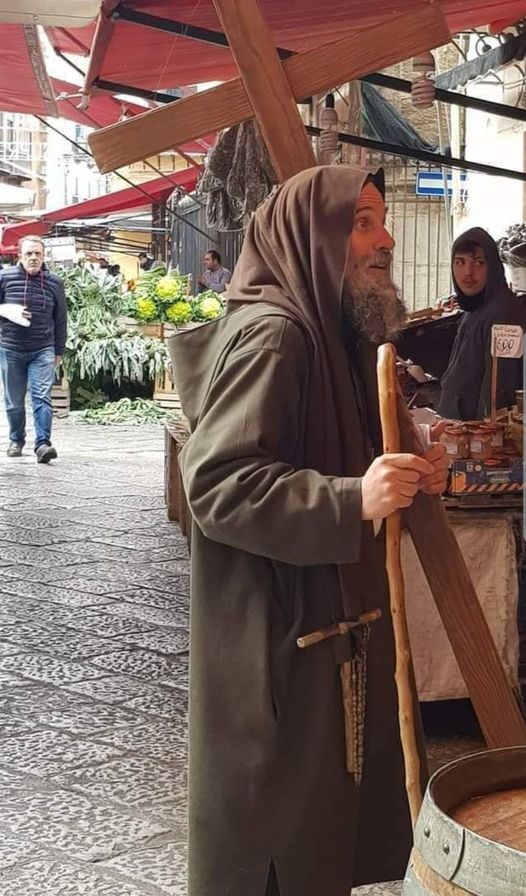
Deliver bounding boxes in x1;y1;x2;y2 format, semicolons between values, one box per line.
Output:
0;304;31;327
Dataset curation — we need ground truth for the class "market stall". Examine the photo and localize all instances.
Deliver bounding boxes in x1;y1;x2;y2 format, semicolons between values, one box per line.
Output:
400;363;524;700
405;509;521;701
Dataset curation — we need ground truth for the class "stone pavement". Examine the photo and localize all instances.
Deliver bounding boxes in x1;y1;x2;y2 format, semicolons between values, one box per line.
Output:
0;414;479;896
0;417;189;896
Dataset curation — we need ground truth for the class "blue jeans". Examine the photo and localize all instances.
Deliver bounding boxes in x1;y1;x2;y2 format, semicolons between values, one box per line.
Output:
0;347;55;449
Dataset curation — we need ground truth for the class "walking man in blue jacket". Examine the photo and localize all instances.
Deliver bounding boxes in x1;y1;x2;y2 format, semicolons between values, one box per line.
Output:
0;236;67;463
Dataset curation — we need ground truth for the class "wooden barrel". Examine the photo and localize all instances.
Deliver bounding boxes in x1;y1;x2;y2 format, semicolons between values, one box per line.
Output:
402;747;526;895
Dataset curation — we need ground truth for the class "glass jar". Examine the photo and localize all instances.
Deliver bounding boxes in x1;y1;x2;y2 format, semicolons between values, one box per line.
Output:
469;427;493;461
439;424;469;460
483;423;504;450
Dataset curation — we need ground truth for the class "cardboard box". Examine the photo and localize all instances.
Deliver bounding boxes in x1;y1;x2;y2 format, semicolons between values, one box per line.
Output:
449;458;524;495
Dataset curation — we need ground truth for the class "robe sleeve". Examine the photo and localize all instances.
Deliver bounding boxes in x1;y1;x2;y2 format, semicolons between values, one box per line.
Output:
179;325;363;566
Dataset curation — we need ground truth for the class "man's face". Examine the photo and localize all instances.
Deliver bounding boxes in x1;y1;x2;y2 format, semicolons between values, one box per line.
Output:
204;253;218;271
20;240;44;275
453;247;487;296
342;183;406;343
347;182;395;280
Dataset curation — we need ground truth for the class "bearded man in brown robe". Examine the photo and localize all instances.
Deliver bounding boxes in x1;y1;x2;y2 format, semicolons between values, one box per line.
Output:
170;166;448;896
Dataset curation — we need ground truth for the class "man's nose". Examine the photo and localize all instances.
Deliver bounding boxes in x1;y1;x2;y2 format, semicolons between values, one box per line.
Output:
376;226;395;252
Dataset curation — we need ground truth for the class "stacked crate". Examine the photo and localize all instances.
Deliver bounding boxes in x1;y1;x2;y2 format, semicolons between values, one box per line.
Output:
51;375;70;417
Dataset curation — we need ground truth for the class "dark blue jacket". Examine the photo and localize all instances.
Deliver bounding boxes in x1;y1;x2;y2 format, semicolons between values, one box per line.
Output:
0;263;67;355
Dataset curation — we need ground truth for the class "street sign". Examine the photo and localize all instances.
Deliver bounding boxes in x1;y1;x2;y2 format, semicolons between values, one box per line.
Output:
416;171;467;197
44;236;76;264
491;324;524;359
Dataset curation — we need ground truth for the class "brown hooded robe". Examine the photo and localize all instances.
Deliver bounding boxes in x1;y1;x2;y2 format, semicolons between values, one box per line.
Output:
169;166;426;896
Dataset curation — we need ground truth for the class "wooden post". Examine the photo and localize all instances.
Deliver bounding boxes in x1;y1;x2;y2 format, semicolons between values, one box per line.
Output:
377;344;422;825
490;332;498;423
212;0;316;180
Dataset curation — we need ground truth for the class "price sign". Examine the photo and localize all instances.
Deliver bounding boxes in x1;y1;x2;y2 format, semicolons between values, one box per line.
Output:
491;324;524;359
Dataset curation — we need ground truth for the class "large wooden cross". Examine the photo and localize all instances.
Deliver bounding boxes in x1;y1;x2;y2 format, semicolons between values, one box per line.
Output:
89;0;451;177
89;0;526;749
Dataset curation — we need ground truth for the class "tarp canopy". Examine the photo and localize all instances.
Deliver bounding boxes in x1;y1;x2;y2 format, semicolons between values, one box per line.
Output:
52;78;147;128
436;31;526;90
1;166;200;246
62;0;526;93
47;23;95;55
0;23;214;153
0;24;145;127
361;83;437;153
0;23;57;116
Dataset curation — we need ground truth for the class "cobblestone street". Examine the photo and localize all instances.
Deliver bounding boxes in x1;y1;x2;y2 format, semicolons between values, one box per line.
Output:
0;417;189;896
0;415;480;896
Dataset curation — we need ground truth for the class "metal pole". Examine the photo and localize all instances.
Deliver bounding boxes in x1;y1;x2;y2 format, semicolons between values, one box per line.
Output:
306;125;526;182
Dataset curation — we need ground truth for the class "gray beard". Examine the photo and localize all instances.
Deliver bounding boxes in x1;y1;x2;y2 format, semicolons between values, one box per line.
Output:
342;266;407;343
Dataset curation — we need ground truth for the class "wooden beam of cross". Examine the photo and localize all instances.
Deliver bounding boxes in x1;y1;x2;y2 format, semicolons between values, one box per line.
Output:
88;2;451;178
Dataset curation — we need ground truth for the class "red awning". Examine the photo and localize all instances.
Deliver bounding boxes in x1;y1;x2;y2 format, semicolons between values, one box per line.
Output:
53;78;147;128
1;167;201;246
0;24;146;126
74;1;526;92
0;24;57;115
47;24;95;56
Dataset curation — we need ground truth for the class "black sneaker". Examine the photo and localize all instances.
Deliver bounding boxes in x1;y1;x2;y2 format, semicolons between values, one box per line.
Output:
7;442;23;457
36;444;58;464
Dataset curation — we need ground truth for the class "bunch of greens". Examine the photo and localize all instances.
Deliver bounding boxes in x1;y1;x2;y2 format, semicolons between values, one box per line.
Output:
60;266;125;334
70;333;169;386
73;397;176;425
60;267;169;387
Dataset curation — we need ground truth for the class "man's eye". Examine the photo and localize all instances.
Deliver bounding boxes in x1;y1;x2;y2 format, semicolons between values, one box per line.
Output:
355;218;369;230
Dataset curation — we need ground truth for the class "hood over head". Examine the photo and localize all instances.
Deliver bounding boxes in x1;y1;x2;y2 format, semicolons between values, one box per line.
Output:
226;165;385;328
171;165;385;474
451;227;508;311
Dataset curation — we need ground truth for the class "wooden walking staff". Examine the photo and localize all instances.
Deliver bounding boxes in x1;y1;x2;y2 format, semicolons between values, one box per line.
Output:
377;343;422;826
